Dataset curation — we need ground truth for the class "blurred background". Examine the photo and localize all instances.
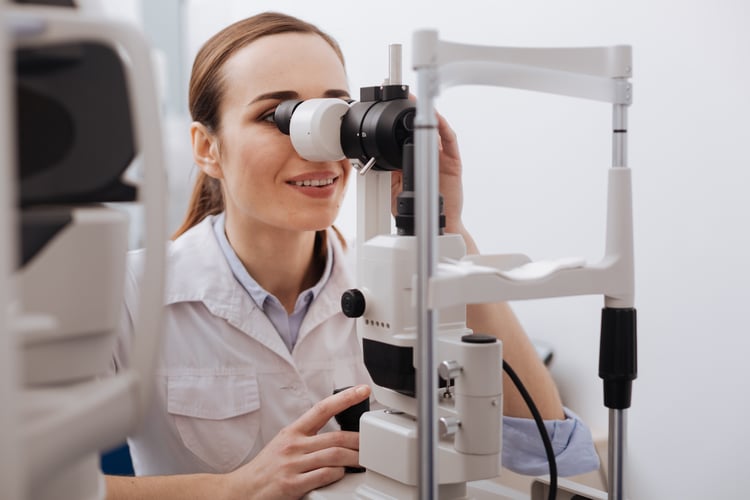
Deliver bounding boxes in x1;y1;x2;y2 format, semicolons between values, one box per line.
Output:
92;1;749;498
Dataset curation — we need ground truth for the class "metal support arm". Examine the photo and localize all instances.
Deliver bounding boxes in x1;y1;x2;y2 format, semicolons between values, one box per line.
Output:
412;29;634;500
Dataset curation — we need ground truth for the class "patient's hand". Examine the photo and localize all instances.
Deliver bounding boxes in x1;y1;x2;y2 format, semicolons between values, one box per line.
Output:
225;385;371;500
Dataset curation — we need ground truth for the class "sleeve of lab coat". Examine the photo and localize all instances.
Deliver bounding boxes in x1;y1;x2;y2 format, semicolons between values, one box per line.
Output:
501;407;600;477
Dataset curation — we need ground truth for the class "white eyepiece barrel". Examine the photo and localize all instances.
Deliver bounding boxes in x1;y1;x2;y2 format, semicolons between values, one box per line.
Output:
288;98;349;161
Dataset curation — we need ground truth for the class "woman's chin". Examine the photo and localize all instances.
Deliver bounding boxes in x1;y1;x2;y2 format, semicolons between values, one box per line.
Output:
285;213;339;232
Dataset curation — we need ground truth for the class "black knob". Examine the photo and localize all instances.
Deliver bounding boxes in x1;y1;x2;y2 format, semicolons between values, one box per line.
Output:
341;289;366;318
333;386;369;473
333;386;370;432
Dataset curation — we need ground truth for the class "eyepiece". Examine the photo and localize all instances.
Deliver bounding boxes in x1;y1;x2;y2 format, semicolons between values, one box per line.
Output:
273;99;303;135
274;93;413;169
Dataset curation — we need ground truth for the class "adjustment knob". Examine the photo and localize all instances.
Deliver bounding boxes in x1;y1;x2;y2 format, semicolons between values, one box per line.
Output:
341;289;366;318
438;360;462;381
439;416;461;438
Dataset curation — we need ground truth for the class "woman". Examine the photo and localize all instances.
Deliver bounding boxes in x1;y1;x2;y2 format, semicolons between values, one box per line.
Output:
108;11;598;500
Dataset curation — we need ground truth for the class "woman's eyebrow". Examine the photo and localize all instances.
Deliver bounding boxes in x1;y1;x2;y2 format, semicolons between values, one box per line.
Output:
248;88;350;105
248;90;299;105
323;89;351;99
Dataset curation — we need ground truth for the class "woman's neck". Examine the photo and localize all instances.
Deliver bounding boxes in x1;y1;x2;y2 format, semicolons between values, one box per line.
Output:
223;213;325;314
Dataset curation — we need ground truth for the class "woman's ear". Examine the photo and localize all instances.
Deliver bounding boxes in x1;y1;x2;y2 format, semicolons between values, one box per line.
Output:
190;122;223;179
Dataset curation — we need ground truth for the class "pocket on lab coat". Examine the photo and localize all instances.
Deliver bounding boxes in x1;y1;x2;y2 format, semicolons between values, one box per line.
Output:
167;373;261;472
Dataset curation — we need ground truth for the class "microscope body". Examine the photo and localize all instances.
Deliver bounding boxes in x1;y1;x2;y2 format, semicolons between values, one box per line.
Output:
353;230;503;488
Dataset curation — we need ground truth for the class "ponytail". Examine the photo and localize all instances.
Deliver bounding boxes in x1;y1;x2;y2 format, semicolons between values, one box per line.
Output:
171;170;223;239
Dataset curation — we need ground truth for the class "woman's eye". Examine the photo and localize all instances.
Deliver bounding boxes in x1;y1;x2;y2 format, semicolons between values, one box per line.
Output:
260;110;276;123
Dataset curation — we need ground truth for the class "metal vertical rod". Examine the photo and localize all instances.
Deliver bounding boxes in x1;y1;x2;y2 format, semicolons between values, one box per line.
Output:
609;101;630;500
415;66;439;500
613;103;628;168
389;44;403;85
608;409;626;500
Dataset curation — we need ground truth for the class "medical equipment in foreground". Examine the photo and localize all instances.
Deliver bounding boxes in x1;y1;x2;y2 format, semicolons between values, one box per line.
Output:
0;4;167;499
276;35;636;500
0;1;22;497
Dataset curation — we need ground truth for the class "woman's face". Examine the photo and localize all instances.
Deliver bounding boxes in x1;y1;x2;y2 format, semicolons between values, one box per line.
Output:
206;32;351;232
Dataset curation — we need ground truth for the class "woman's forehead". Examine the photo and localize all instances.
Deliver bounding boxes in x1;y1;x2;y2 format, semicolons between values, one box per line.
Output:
222;32;348;101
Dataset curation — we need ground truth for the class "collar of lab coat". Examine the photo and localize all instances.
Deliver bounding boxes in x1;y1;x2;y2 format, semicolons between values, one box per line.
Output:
163;215;355;361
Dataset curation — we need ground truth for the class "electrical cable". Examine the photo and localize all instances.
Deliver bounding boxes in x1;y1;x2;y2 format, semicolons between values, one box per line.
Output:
503;360;557;500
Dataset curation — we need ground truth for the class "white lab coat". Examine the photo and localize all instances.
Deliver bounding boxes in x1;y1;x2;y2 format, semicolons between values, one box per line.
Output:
114;215;373;475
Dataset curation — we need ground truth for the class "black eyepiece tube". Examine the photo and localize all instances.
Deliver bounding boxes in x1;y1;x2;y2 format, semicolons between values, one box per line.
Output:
273;99;303;135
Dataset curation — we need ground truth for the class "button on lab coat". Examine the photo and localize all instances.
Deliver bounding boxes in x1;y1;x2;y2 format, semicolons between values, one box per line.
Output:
114;216;373;474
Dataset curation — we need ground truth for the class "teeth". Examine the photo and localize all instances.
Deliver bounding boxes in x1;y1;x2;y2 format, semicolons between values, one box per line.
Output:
292;177;335;187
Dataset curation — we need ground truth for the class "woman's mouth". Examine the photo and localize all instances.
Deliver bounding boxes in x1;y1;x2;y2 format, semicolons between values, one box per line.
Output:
286;175;340;199
288;177;337;187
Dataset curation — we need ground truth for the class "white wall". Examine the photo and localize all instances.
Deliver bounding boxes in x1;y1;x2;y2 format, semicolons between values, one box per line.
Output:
143;0;750;497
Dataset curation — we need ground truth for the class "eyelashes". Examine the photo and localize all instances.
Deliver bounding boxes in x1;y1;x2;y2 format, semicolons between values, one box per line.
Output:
259;109;277;123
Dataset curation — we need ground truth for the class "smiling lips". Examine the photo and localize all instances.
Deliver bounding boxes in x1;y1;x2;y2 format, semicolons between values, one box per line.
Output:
289;177;336;187
286;175;339;198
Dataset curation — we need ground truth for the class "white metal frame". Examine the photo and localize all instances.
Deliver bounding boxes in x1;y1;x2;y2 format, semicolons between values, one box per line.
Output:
411;30;633;500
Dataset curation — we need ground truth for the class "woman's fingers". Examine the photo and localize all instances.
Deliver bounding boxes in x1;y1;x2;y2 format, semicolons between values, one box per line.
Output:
291;385;371;436
296;445;361;473
436;111;459;153
435;111;462;178
295;466;348;494
300;430;360;454
267;433;360;495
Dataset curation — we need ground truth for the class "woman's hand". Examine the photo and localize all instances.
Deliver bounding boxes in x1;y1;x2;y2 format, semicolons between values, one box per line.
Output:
225;385;371;500
391;110;468;238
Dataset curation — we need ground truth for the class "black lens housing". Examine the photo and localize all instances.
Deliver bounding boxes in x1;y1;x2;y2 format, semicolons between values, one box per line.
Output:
273;85;414;171
340;85;413;171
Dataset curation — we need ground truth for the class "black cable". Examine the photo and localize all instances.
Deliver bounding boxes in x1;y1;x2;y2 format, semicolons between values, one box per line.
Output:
503;360;557;500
